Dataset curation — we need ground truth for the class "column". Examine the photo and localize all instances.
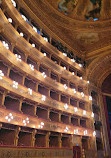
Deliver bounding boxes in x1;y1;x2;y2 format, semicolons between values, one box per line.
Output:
7;66;11;77
69;115;71;124
46;132;50;147
19;98;23;112
14;127;21;146
1;91;7;106
59;112;61;122
47;108;50;120
31;129;36;147
58;133;62;148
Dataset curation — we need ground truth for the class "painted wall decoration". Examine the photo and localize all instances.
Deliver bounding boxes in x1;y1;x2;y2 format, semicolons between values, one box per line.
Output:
58;0;78;15
85;0;102;20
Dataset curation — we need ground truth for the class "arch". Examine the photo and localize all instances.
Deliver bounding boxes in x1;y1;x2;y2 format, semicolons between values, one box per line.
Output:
87;52;111;88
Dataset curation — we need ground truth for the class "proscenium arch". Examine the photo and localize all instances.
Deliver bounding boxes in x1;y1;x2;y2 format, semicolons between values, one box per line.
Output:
86;53;111;88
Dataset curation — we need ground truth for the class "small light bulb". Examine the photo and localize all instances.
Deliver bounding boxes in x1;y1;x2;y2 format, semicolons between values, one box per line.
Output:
8;18;12;23
20;32;23;37
43;53;46;56
32;43;35;47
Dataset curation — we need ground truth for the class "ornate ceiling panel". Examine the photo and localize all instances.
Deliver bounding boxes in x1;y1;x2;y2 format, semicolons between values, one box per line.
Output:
22;0;111;59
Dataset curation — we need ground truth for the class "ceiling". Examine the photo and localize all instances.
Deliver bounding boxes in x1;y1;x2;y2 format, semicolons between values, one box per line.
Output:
23;0;111;60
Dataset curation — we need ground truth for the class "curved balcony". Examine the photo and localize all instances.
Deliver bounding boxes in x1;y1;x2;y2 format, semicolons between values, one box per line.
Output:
2;0;85;72
0;42;90;103
0;107;94;137
0;75;93;119
0;10;88;87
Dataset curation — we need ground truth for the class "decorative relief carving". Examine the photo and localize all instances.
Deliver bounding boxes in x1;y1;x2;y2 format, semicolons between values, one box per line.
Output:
0;148;73;158
76;32;99;44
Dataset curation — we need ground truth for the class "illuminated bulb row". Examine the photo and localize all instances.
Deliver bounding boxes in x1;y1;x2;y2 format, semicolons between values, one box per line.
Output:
28;88;32;95
23;117;29;126
0;70;4;80
63;84;67;90
29;64;34;71
41;95;46;101
21;15;27;21
11;0;16;7
5;113;13;122
43;37;48;42
12;81;18;89
41;72;47;78
2;41;9;49
81;92;84;97
64;126;69;132
8;18;12;23
15;54;21;62
64;103;68;110
38;122;44;128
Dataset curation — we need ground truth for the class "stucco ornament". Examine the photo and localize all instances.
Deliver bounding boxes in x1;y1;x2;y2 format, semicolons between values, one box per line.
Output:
76;32;99;44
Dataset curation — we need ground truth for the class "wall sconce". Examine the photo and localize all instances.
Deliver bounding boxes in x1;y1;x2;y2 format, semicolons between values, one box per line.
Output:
12;81;18;89
29;64;34;71
5;113;13;122
83;110;86;115
84;130;87;135
23;117;29;126
91;112;94;118
89;96;92;101
81;92;84;97
74;129;78;134
15;54;21;62
64;103;68;110
28;88;32;95
41;72;46;78
41;95;46;101
64;126;69;132
2;41;9;49
63;84;67;90
38;122;44;128
74;107;78;112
